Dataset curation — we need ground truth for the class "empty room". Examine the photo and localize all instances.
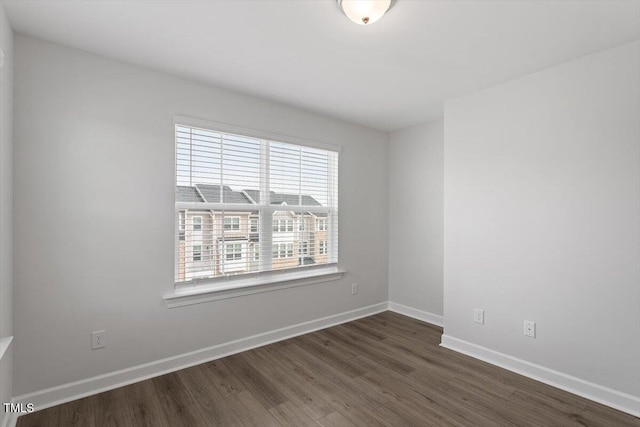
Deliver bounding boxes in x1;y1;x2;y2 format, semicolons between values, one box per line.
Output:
0;0;639;426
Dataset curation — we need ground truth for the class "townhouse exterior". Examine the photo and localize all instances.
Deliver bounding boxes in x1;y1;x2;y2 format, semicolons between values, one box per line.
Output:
177;184;329;282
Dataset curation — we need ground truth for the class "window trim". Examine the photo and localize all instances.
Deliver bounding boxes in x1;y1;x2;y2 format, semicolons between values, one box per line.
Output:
174;115;342;154
192;215;203;231
164;265;344;308
250;218;258;233
173;115;341;298
223;216;241;231
192;245;202;262
225;243;243;261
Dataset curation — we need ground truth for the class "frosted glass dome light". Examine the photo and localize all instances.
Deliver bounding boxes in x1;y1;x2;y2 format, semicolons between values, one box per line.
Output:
337;0;393;25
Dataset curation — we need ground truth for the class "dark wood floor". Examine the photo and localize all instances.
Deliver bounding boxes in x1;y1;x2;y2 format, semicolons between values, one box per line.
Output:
17;311;640;426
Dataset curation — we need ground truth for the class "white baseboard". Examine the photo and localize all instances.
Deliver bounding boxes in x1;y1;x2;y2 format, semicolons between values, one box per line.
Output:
8;304;639;423
388;301;443;327
440;334;640;418
11;302;389;419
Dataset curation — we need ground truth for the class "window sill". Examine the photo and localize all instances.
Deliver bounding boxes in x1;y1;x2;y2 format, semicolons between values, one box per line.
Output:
163;266;345;308
0;336;13;361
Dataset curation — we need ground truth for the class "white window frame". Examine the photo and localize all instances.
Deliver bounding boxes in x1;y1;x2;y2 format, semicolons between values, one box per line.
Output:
225;243;243;261
167;116;343;308
193;216;202;231
192;245;202;262
251;244;259;261
298;241;309;256
272;243;295;259
316;218;327;231
223;216;240;231
287;243;294;258
179;212;185;231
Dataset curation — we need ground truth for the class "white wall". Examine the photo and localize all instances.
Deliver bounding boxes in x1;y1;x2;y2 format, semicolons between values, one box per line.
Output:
13;35;389;396
444;41;639;401
388;120;443;317
0;3;13;425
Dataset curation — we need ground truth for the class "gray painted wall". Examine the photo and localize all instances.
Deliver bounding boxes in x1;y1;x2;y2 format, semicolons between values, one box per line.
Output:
0;4;13;425
444;41;640;397
388;120;444;316
13;34;389;396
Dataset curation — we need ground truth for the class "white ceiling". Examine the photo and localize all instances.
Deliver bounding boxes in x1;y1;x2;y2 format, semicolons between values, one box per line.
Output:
4;0;639;131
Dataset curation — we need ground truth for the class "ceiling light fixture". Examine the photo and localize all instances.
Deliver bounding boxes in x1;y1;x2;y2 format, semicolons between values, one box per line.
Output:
337;0;393;26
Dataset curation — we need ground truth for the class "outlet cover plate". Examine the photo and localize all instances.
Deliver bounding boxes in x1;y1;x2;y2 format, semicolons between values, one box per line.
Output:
524;321;536;338
92;330;106;349
473;308;484;324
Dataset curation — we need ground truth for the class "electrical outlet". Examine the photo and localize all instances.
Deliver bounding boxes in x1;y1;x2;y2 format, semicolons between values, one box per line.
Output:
92;330;106;349
524;321;536;338
473;308;484;324
351;283;358;295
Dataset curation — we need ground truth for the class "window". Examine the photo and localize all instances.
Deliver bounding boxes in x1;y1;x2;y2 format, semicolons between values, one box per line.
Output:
193;216;202;231
224;217;240;231
272;219;293;233
272;243;294;259
179;212;185;241
175;123;338;285
225;243;242;261
319;241;328;255
251;244;259;261
298;241;308;256
193;245;202;261
316;218;327;231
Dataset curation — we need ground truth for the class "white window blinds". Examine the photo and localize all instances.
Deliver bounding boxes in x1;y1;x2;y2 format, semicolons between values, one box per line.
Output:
175;124;338;285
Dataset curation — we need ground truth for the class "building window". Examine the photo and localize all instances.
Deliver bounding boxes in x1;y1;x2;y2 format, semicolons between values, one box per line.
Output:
179;212;185;241
193;245;202;261
319;241;327;255
225;243;242;261
272;219;294;233
298;241;308;256
224;217;240;231
193;216;202;231
272;243;294;259
316;218;327;231
252;245;259;261
175;123;338;285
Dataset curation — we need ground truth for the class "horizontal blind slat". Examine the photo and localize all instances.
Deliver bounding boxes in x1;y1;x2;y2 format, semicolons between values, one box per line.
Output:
175;124;338;284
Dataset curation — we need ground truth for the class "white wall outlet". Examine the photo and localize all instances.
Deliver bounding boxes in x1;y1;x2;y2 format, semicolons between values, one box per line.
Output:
473;308;484;324
351;283;358;295
92;330;106;349
524;320;536;338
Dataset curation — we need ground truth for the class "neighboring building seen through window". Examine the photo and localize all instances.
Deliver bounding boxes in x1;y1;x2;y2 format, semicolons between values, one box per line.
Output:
175;124;338;284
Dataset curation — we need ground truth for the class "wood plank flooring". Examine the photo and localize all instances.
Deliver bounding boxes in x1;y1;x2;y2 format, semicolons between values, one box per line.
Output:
17;311;640;426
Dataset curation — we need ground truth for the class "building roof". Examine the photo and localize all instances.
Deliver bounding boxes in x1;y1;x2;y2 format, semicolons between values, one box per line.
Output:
176;186;204;203
243;190;321;207
177;185;322;207
197;184;253;204
176;185;252;204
